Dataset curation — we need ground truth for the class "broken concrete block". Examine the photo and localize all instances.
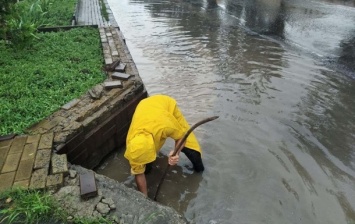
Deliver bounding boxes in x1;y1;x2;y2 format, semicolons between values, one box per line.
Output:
46;173;64;190
104;81;123;89
62;99;80;110
34;150;51;169
38;132;54;150
96;202;110;214
88;85;104;100
69;169;77;179
30;168;47;189
51;154;68;175
105;58;113;65
114;63;126;72
79;172;98;199
111;72;132;81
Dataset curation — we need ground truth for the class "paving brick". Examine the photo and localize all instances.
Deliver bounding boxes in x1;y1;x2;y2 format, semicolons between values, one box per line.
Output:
34;150;51;169
0;172;15;191
0;139;12;148
29;168;47;189
105;58;113;65
1;153;21;173
13;179;29;189
15;159;34;181
112;50;119;56
51;154;68;175
62;99;80;110
46;173;63;190
8;136;27;155
111;72;132;81
79;172;98;199
0;146;10;171
21;142;38;161
35;116;65;131
26;134;40;144
38;132;54;150
114;63;126;72
104;81;123;89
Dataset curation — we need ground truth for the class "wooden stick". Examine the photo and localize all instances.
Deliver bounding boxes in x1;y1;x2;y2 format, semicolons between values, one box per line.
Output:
153;116;219;201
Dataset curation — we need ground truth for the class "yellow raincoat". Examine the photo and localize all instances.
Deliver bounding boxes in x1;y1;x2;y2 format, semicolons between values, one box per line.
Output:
124;95;201;174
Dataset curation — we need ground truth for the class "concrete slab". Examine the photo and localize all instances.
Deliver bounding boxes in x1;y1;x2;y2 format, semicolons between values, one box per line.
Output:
111;72;132;81
114;63;126;72
46;173;64;190
29;168;47;189
51;154;68;175
104;81;123;89
0;172;15;191
13;179;29;189
34;149;51;169
1;153;21;173
15;159;34;181
26;134;40;144
0;139;13;148
21;142;38;161
38;132;54;150
8;136;27;154
62;99;80;110
0;146;10;171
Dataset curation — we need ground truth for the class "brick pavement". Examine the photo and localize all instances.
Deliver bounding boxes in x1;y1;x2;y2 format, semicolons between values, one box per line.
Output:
0;135;68;191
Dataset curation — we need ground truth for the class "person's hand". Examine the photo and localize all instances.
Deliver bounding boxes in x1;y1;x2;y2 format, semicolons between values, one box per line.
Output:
168;150;179;166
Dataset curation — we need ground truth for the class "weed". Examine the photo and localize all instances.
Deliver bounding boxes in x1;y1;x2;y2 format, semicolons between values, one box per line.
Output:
0;188;66;224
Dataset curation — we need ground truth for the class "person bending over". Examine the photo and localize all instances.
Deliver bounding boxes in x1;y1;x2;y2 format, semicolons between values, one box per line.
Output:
124;94;204;196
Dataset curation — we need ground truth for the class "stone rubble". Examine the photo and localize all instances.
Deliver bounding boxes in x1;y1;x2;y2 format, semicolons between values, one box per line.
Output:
53;165;187;224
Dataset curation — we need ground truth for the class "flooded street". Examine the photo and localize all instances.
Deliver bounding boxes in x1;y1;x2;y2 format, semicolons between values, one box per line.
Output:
96;0;355;223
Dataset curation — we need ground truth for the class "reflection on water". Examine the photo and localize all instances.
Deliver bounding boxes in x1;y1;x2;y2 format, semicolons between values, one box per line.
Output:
97;0;355;223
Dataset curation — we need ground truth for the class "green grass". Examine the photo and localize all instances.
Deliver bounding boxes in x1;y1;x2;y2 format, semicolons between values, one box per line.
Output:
44;0;77;26
15;0;76;27
0;188;66;224
0;27;106;135
0;188;115;224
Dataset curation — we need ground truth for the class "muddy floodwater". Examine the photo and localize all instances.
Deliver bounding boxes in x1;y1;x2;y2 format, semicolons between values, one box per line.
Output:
96;0;355;223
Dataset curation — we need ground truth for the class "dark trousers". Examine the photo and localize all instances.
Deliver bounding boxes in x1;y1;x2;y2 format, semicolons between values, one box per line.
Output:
145;147;204;174
181;147;205;172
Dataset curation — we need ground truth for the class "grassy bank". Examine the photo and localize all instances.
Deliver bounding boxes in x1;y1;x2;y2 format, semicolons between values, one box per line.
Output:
0;188;113;224
0;27;106;135
0;0;107;136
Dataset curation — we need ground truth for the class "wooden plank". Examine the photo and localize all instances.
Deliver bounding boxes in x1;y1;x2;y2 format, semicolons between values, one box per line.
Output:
97;0;102;26
93;0;99;25
85;0;90;25
92;0;96;25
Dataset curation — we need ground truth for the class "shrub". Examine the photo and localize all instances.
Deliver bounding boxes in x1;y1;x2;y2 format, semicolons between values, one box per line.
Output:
1;0;51;47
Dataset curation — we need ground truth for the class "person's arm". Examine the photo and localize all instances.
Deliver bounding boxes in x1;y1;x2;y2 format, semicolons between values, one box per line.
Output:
135;173;148;196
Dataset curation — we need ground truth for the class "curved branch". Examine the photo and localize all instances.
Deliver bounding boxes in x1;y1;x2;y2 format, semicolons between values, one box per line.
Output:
172;116;219;156
153;115;219;201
